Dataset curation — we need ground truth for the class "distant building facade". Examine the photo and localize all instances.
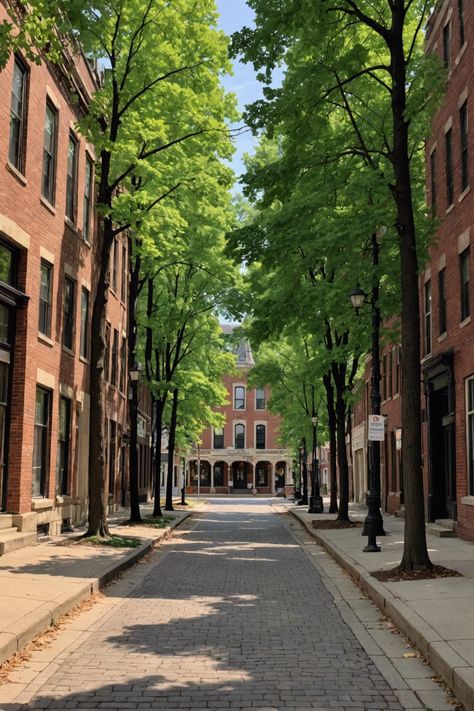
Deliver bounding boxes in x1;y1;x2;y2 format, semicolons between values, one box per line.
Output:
185;336;293;496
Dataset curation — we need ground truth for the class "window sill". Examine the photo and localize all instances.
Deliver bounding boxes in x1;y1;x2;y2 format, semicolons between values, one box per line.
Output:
38;332;54;347
460;316;471;329
40;195;56;215
446;203;455;215
420;353;432;364
31;498;54;511
64;216;80;236
5;161;27;186
455;42;468;66
55;494;74;505
392;393;400;400
461;496;474;507
79;355;89;365
62;345;74;357
458;185;470;203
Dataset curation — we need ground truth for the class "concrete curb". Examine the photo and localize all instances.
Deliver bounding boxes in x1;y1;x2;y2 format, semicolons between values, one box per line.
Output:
289;508;474;711
0;511;192;667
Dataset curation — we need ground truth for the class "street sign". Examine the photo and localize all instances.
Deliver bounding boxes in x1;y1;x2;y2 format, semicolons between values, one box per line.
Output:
368;414;385;441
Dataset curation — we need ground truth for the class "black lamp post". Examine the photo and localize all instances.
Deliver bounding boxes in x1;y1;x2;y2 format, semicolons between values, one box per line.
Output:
308;413;324;513
297;444;308;505
350;232;386;552
129;362;142;523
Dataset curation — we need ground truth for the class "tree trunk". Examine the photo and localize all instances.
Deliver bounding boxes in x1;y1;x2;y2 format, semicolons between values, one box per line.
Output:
389;5;432;570
165;388;179;511
152;397;164;517
332;363;350;521
127;246;142;524
86;212;114;538
323;371;338;514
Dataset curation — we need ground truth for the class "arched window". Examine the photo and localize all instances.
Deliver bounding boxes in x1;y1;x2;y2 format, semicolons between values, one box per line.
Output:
235;423;245;449
256;424;266;449
255;387;265;410
234;386;245;409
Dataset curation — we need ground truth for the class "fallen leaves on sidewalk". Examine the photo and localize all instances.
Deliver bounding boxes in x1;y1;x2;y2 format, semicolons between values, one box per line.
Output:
372;564;462;582
311;519;363;529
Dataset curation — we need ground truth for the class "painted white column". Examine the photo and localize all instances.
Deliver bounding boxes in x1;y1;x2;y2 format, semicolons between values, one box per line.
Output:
210;462;215;493
271;462;276;494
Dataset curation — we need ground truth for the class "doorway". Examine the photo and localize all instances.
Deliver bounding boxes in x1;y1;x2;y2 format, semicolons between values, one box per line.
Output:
232;461;248;489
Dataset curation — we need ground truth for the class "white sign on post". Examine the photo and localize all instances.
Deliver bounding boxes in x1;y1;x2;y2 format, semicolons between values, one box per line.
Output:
368;414;385;441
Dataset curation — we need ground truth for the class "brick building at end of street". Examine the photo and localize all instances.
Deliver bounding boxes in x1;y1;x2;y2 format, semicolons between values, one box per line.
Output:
185;329;293;497
0;3;131;539
352;0;474;542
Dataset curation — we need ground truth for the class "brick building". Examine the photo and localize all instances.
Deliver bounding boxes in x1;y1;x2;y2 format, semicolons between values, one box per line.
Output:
352;0;474;541
0;7;128;543
185;335;293;496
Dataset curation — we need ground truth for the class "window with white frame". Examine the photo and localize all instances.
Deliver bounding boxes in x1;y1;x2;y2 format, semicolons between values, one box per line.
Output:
467;377;474;494
213;427;224;449
255;387;265;410
256;424;266;449
235;423;245;448
234;385;245;410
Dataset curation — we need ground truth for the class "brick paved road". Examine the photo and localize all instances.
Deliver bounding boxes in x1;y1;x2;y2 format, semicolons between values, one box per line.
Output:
17;500;404;710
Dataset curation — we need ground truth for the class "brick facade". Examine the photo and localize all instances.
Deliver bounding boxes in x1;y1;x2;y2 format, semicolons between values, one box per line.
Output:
0;7;127;534
185;338;292;496
352;0;474;541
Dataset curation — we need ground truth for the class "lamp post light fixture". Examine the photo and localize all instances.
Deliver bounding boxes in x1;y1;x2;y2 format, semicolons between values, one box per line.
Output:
308;413;324;514
350;233;386;552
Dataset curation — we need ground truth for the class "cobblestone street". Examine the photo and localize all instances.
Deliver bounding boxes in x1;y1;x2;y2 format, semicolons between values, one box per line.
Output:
0;500;452;710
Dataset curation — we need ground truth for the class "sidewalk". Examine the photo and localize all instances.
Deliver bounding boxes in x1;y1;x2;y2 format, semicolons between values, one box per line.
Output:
0;502;197;669
287;500;474;711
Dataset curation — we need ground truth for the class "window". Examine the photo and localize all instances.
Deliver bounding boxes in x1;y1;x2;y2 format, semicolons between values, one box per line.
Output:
214;463;224;486
62;277;75;349
467;377;474;493
388;349;393;399
235;423;245;449
256;424;266;449
104;323;111;382
424;280;432;355
111;328;118;386
32;387;51;497
42;101;57;204
57;397;71;495
445;128;454;206
443;22;451;70
395;346;401;395
460;248;470;321
234;386;245;410
382;353;387;400
9;57;27;172
112;238;118;292
439;268;447;334
255;387;265;410
458;0;465;47
39;260;52;336
256;465;268;487
119;337;126;392
83;157;93;241
0;243;14;286
460;101;469;191
66;133;78;221
121;245;127;302
213;427;224;449
430;149;437;214
80;287;89;359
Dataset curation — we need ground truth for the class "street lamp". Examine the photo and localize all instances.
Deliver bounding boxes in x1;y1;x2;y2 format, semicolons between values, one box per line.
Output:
308;413;324;513
128;361;142;523
350;233;386;552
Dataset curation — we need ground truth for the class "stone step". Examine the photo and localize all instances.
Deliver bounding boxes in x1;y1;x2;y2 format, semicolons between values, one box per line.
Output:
425;522;456;538
435;518;456;530
0;515;13;529
0;530;38;555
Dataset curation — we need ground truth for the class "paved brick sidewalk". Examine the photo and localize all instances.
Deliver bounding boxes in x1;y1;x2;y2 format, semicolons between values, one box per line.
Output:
0;499;412;710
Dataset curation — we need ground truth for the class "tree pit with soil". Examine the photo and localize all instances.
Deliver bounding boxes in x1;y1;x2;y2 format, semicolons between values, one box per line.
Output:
372;564;462;582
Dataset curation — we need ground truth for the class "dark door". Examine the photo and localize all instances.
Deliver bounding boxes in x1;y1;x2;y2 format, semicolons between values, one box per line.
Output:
431;385;456;519
233;463;247;489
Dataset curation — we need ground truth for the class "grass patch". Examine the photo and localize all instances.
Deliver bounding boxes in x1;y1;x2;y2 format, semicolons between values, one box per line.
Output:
85;534;142;548
143;515;175;528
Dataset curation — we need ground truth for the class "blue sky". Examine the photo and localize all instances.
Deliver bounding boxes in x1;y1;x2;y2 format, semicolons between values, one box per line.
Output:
214;0;270;181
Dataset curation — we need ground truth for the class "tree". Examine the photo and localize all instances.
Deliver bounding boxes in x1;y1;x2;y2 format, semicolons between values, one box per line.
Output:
233;0;443;570
69;0;235;536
